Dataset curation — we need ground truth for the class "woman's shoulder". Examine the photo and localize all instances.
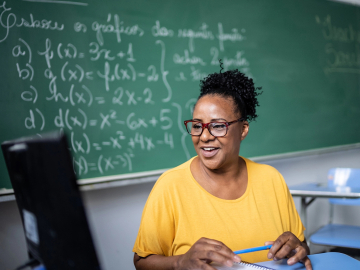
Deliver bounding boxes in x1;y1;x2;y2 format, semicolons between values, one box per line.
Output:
153;157;194;188
243;157;280;175
243;157;286;185
161;157;193;177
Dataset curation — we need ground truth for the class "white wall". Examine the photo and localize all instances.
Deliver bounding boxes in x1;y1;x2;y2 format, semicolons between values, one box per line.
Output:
1;148;360;270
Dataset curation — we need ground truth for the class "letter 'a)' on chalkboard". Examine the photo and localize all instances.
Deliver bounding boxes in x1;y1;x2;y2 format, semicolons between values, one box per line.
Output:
1;0;360;191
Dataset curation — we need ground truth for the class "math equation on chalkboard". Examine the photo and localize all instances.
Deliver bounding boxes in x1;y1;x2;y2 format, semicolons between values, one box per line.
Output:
2;0;360;189
0;0;253;182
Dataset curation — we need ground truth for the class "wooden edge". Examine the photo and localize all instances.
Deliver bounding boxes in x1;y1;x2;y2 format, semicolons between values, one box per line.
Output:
1;142;360;199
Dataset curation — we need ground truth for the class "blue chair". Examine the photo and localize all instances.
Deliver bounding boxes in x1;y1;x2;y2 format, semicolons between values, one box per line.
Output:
310;168;360;250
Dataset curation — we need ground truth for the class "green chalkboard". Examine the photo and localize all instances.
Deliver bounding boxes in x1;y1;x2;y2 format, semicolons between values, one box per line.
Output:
1;0;360;191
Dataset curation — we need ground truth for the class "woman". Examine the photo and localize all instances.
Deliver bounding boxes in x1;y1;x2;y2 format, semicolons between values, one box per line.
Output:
133;68;312;270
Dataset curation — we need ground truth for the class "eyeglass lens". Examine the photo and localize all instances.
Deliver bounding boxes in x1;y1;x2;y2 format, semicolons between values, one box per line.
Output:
186;122;227;137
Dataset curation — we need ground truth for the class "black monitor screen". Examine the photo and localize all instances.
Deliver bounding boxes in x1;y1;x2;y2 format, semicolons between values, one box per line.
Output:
2;132;101;270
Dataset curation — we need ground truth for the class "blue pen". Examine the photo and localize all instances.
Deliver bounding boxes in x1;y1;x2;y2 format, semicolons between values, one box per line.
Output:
234;244;272;255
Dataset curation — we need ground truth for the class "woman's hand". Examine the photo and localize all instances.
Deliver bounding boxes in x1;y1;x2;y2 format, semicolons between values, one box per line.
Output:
265;232;312;270
175;237;241;270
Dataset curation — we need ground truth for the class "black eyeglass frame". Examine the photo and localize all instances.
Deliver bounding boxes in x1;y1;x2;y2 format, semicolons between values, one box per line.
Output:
183;117;245;137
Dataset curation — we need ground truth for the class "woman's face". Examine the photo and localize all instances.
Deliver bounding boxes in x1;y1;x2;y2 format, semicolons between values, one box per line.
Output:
192;95;249;171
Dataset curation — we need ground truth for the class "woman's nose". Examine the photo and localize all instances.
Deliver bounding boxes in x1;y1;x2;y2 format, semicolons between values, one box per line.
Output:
200;126;215;141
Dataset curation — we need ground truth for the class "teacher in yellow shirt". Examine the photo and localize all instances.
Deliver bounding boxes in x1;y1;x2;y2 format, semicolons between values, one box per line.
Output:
133;67;312;270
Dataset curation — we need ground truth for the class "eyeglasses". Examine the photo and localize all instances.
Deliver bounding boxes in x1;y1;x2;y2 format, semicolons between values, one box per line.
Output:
184;118;245;137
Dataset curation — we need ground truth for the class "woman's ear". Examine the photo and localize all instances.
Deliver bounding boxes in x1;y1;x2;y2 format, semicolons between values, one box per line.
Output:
241;121;249;141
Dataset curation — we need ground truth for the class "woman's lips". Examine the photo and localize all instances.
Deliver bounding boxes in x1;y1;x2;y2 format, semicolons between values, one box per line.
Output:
200;147;219;158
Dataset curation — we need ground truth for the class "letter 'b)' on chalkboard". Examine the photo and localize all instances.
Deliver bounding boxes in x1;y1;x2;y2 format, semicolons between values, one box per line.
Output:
1;0;360;191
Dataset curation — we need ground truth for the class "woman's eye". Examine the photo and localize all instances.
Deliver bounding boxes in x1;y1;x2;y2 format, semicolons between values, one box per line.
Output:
213;123;226;129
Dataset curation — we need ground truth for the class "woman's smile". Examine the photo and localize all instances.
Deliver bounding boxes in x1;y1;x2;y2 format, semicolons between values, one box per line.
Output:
200;146;220;158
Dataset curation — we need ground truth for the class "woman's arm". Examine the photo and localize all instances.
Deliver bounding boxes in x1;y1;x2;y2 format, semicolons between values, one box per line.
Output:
134;253;179;270
134;237;241;270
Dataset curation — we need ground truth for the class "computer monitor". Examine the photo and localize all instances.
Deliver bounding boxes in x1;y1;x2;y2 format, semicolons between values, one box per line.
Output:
1;131;102;270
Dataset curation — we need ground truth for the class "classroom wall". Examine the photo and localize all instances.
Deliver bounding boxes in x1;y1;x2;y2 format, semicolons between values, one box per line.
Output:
1;148;360;270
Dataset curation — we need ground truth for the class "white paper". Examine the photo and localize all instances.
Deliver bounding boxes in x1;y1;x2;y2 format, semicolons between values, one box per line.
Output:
212;261;274;270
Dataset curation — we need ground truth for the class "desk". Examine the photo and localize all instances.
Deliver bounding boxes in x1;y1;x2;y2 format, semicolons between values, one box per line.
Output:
35;252;360;270
288;183;360;239
257;252;360;269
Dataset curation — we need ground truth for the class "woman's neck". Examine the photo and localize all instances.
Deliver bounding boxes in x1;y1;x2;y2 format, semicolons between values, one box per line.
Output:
190;157;248;200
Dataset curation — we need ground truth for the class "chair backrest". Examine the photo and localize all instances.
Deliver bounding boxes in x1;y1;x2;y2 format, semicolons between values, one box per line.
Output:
328;168;360;205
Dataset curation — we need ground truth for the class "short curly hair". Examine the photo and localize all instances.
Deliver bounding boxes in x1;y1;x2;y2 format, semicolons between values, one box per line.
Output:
198;69;262;122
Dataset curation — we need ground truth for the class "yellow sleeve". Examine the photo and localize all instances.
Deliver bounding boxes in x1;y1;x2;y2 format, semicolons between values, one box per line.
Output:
132;174;175;257
281;173;306;242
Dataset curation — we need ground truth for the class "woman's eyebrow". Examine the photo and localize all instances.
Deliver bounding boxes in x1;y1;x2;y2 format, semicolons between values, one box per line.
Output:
192;118;227;122
211;118;227;121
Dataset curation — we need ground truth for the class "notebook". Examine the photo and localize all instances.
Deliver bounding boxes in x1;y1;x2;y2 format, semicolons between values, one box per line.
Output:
212;261;275;270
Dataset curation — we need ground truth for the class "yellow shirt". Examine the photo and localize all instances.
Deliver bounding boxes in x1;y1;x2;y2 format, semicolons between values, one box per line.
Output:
133;157;305;263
